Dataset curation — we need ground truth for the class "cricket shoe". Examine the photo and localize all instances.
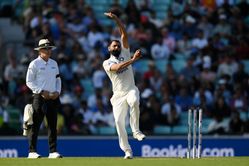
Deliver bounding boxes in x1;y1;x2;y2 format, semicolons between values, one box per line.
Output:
133;132;146;141
124;150;133;159
28;152;41;158
48;152;63;158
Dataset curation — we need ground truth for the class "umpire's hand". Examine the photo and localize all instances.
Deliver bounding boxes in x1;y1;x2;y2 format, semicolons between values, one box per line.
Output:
50;92;60;100
41;90;50;100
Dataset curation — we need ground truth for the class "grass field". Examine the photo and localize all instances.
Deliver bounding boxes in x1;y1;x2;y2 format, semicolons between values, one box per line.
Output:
0;157;249;166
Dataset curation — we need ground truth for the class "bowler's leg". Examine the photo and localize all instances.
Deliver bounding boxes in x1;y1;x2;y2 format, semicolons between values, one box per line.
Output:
112;95;131;152
127;88;140;133
127;88;146;141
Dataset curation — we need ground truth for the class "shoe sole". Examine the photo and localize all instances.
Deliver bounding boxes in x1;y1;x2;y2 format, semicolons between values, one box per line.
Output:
48;156;63;158
124;156;133;159
28;156;41;159
134;136;146;141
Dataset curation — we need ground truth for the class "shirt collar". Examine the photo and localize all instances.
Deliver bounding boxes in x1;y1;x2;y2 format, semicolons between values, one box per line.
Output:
110;55;119;61
38;56;51;65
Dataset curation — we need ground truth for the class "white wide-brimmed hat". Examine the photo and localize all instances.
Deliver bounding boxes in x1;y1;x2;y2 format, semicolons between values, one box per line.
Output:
34;39;56;51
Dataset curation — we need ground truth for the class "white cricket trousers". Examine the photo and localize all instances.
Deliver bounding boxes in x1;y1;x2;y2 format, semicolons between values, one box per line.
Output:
110;87;141;152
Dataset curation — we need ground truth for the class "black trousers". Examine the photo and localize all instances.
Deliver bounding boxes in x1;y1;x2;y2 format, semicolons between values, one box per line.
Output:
28;94;60;153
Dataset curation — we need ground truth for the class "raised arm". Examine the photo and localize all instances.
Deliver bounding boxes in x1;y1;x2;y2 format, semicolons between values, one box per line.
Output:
104;12;129;49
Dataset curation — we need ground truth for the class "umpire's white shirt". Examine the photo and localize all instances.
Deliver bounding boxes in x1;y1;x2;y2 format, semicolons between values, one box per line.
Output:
26;56;61;94
103;47;136;94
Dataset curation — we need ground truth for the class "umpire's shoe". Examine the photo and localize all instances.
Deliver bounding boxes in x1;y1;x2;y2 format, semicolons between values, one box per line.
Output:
28;152;41;158
133;132;146;141
48;152;63;158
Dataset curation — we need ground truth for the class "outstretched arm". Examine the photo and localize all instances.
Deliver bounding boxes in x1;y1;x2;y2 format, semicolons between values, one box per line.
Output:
104;12;129;49
110;49;142;71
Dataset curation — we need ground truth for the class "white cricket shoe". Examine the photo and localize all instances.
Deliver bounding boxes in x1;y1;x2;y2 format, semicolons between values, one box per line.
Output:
28;152;41;158
133;132;146;141
124;150;133;159
48;152;62;158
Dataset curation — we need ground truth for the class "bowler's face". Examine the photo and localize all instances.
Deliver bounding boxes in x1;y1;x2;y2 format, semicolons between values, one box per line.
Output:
109;41;121;52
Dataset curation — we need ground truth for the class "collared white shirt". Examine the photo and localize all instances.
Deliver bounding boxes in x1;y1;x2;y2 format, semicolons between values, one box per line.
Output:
26;56;61;94
103;47;136;93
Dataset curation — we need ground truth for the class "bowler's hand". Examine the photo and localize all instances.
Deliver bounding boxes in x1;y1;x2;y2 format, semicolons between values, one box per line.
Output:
50;92;60;100
104;12;117;19
132;49;142;61
41;90;50;100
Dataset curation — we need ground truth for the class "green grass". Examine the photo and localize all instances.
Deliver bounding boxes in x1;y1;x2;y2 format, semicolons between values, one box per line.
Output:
0;157;249;166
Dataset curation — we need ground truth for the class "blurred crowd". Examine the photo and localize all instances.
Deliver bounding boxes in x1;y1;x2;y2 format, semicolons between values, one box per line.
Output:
0;0;249;136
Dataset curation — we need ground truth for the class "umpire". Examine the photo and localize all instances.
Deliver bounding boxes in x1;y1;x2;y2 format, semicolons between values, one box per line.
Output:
26;39;62;158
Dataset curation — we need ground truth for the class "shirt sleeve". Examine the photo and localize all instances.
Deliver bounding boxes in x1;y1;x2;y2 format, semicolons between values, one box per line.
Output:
103;60;116;72
121;47;131;59
55;62;61;94
26;62;42;94
4;65;11;81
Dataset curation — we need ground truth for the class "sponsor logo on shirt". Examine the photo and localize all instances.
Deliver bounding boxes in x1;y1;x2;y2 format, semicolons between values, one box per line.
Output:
116;67;128;74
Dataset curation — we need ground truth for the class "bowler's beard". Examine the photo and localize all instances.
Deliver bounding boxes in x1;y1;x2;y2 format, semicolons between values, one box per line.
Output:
110;49;121;58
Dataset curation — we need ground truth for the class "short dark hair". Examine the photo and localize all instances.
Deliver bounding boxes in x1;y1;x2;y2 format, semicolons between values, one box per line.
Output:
108;40;121;47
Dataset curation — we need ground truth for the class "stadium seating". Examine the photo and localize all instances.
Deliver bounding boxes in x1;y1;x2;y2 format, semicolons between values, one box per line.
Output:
174;53;189;60
133;59;149;74
1;0;248;137
84;0;170;26
155;59;168;74
5;105;21;132
172;125;188;134
201;118;212;134
179;111;188;125
98;126;116;135
80;78;94;97
0;0;14;9
178;113;212;134
152;0;171;10
153;125;171;135
240;111;249;121
242;60;249;74
171;59;186;73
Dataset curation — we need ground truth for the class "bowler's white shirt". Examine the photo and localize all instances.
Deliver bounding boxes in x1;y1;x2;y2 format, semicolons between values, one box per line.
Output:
103;47;136;94
26;56;61;94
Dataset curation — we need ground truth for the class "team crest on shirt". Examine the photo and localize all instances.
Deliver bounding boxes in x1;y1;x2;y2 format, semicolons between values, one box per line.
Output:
116;56;128;74
118;57;124;62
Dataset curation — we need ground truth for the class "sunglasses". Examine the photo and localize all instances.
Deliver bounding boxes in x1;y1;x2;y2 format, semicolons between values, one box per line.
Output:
41;47;52;50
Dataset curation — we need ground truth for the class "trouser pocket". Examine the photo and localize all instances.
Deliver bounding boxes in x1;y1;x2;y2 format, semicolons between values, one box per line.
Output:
32;94;44;112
